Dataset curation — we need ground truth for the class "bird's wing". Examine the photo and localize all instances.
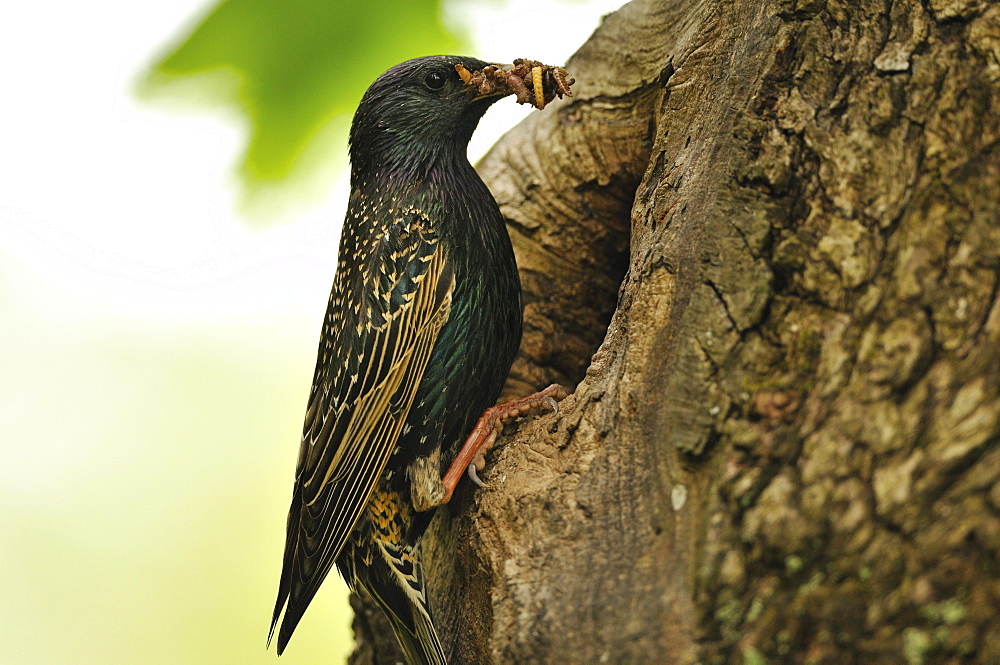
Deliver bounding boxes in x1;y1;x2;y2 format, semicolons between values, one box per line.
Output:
271;210;454;650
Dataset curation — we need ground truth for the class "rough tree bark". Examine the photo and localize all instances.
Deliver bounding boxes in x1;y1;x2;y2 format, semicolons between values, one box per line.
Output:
351;0;1000;663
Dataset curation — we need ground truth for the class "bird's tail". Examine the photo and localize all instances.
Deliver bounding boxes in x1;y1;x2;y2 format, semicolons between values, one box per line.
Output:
384;594;449;665
341;534;449;665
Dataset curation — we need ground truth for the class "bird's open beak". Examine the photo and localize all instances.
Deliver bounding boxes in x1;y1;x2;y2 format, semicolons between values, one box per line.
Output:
456;63;513;101
473;90;512;101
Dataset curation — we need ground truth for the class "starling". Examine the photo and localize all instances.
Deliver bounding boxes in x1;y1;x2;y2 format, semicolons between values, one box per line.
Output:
269;55;572;665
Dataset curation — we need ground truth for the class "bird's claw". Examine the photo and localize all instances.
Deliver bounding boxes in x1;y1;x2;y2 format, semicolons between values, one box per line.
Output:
467;461;485;487
440;384;570;505
467;451;487;487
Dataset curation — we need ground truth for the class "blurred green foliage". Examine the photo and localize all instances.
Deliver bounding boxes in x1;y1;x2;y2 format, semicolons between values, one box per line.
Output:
147;0;464;183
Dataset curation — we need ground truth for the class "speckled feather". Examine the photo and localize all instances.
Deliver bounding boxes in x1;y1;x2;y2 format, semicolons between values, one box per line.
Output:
270;56;523;664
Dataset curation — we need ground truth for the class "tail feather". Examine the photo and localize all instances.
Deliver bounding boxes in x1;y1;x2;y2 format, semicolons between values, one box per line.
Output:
275;483;447;663
386;598;449;665
350;535;449;665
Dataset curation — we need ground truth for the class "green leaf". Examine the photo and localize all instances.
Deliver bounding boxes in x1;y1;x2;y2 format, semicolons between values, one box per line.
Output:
146;0;463;182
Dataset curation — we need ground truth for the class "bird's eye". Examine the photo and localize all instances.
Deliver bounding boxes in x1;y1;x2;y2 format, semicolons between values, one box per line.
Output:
424;72;447;90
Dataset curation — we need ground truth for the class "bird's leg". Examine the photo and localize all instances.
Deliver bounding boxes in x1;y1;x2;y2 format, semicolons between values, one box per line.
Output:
436;384;567;505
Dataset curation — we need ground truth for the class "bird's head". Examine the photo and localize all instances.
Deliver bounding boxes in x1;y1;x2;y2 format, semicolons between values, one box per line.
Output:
348;55;510;182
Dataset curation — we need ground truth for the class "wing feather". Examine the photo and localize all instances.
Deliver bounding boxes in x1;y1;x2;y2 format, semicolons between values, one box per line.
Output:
270;211;454;651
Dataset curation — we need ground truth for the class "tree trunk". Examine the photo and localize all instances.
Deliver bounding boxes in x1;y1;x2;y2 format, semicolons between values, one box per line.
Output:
351;0;1000;662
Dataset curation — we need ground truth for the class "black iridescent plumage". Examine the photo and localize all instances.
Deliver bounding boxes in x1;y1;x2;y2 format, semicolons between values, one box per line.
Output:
269;56;522;664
